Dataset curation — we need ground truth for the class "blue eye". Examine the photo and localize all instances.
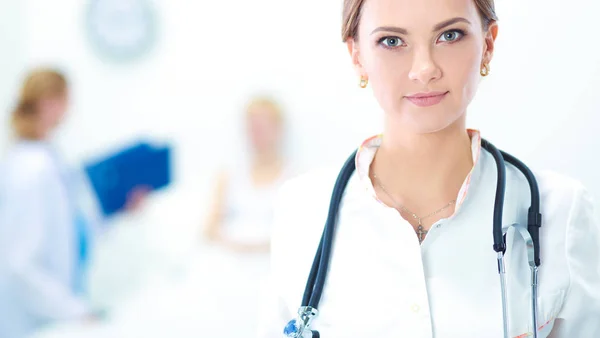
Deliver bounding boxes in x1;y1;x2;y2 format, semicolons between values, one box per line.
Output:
438;29;464;43
379;37;404;48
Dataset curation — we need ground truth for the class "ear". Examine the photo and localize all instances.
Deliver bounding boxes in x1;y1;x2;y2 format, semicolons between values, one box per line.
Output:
346;38;367;79
482;21;499;65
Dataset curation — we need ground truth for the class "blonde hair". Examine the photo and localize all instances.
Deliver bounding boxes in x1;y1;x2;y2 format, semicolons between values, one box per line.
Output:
245;96;284;124
11;68;68;140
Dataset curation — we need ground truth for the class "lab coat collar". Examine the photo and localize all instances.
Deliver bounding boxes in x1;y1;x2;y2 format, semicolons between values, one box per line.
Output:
354;129;482;213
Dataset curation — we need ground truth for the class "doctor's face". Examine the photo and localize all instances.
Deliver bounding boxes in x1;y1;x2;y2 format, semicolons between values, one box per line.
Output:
347;0;497;134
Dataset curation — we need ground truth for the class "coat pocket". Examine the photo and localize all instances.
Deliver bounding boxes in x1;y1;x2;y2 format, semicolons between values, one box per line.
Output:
512;289;566;338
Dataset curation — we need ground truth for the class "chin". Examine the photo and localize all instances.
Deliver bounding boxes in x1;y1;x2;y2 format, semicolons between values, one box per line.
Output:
409;122;456;135
397;107;463;135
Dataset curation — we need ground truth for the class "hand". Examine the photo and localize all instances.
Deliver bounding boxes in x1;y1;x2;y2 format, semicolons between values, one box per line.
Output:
124;185;150;212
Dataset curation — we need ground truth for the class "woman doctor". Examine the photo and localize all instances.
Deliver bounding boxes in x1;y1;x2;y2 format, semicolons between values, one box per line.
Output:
257;0;600;337
0;68;145;338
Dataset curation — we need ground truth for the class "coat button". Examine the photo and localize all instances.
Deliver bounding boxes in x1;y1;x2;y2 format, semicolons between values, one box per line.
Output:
411;303;421;313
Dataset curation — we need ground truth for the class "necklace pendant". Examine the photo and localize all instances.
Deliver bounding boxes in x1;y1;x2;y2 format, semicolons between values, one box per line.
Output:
417;225;426;243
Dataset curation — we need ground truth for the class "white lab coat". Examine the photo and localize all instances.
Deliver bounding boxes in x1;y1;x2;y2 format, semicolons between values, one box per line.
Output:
0;141;101;338
257;139;600;337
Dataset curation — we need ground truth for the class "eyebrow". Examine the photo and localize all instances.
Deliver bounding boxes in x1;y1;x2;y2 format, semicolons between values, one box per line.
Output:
370;17;472;36
434;17;471;31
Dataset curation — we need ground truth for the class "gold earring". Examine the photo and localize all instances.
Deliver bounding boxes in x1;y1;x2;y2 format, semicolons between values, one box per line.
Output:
480;63;490;77
359;77;368;88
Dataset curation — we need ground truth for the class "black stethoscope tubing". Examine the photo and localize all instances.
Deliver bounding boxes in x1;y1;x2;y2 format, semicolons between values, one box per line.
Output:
299;138;542;337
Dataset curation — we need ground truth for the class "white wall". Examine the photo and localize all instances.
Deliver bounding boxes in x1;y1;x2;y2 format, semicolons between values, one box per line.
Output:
0;0;26;152
2;0;599;334
472;0;600;202
1;0;599;202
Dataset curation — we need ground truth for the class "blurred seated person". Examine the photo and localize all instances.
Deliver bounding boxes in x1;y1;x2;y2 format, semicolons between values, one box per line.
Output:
202;96;292;254
0;68;145;338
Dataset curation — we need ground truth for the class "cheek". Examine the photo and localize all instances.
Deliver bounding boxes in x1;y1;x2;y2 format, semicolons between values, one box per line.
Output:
360;40;484;112
441;44;482;104
364;44;407;80
362;46;411;107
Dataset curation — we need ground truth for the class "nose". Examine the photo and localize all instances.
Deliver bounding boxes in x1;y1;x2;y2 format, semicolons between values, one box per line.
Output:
408;47;441;85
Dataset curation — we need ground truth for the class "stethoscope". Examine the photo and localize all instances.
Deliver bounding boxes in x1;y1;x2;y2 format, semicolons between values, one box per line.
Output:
283;139;542;338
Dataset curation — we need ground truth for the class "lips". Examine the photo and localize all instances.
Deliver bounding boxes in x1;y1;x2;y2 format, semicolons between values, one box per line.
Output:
405;91;448;107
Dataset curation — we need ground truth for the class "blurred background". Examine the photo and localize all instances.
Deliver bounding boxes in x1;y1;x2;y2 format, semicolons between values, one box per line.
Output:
0;0;598;337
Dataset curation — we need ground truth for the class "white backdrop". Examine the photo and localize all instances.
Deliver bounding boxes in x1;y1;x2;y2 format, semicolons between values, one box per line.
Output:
0;0;26;151
1;0;598;198
1;0;599;270
1;0;599;337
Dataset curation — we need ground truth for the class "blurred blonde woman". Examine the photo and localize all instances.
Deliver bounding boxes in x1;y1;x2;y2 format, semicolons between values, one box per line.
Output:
203;96;292;253
196;96;293;336
0;68;143;338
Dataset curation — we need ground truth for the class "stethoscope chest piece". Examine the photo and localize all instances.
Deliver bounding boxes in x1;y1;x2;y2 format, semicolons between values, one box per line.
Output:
284;306;319;337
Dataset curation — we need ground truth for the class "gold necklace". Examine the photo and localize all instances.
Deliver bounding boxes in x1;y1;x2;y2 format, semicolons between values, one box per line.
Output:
372;173;456;243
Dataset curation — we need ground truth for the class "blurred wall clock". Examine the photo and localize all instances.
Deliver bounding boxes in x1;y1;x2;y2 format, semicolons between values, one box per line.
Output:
85;0;158;63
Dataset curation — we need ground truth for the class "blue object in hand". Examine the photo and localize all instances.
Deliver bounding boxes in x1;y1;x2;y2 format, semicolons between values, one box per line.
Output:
84;141;172;216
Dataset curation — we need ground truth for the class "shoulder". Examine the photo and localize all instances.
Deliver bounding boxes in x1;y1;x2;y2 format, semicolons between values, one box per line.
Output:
270;165;347;303
533;170;598;293
273;165;342;237
1;144;56;187
534;168;598;244
535;170;592;225
517;168;596;248
535;171;600;324
479;150;591;227
277;166;341;201
534;169;594;258
537;169;587;199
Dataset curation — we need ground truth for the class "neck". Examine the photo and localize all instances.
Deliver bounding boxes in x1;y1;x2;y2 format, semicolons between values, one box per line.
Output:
371;119;474;214
250;149;285;186
252;148;281;167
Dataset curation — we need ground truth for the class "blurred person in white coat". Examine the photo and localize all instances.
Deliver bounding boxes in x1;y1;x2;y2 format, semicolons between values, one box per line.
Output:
0;68;145;338
256;0;600;337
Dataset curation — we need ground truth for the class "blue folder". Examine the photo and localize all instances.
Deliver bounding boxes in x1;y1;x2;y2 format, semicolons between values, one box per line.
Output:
84;141;172;216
